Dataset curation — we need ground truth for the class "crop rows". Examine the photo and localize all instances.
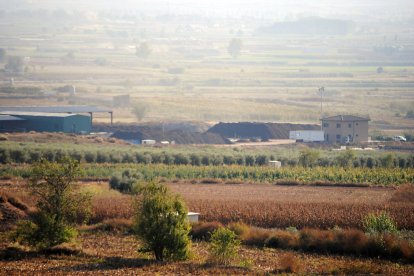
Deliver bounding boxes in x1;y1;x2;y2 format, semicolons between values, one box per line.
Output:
187;199;414;230
2;164;413;186
1;143;413;169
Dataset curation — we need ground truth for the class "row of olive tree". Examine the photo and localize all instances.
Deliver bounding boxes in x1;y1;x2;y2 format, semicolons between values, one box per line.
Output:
2;147;413;168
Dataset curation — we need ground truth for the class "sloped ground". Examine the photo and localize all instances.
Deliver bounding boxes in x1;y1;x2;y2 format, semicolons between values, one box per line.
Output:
0;192;29;232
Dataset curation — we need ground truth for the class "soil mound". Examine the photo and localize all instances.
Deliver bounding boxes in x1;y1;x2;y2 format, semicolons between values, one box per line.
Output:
0;192;29;231
207;122;320;139
97;123;229;144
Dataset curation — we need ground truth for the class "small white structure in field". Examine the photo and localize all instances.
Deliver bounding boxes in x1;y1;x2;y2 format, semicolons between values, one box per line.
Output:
187;212;200;223
160;141;170;145
142;139;156;145
269;160;282;168
289;130;324;142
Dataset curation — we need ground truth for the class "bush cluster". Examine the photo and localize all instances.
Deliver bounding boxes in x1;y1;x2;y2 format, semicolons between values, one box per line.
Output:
191;222;414;262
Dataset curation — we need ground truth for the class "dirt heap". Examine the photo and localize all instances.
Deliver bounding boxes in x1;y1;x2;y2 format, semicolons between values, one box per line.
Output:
96;123;230;144
0;192;29;231
207;122;320;140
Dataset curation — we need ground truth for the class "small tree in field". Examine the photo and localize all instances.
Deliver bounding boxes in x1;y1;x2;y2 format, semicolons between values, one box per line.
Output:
14;158;91;249
208;227;240;265
134;182;191;261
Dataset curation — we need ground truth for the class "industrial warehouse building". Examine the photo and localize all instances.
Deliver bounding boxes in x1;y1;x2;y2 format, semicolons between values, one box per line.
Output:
0;112;92;133
0;105;113;134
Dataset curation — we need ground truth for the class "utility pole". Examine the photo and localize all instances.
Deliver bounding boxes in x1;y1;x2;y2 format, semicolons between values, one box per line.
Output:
319;86;324;130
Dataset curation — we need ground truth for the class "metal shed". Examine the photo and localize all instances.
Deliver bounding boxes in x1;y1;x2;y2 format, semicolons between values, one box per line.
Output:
0;112;91;133
0;105;113;124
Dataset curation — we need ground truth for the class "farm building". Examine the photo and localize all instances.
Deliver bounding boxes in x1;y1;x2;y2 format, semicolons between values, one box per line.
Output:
0;105;113;124
321;115;370;144
0;112;92;133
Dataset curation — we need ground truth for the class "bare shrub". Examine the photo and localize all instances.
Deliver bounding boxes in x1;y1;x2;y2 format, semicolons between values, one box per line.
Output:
190;221;223;241
390;184;414;203
278;253;302;273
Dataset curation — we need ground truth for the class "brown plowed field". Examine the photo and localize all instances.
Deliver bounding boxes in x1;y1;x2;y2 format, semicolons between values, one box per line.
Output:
168;182;414;230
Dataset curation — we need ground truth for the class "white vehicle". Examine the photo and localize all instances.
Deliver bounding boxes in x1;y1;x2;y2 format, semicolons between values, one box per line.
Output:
393;136;407;142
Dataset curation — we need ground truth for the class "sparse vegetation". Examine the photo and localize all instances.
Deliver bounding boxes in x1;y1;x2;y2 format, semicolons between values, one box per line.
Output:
12;158;91;249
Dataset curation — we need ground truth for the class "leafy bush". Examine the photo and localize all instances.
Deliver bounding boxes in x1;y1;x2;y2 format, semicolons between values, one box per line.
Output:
0;148;11;164
363;212;398;234
9;149;28;163
109;170;143;194
335;150;355;167
13;158;91;249
96;152;109;163
298;149;319;167
208;227;240;265
84;152;96;163
134;182;191;261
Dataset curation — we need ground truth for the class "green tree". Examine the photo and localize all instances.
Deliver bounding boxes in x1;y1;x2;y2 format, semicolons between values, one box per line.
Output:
298;149;320;167
228;38;242;58
134;182;191;261
136;42;152;58
132;103;148;121
208;227;240;265
13;158;91;249
335;149;356;167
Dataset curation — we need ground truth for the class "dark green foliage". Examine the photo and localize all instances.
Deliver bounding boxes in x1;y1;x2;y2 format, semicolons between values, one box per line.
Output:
211;155;223;166
174;153;189;165
298;149;319;167
223;155;235;165
201;155;211;166
163;153;174;165
335;150;355;167
84;152;96;163
245;155;255;166
109;170;143;194
42;150;55;162
380;154;395;168
366;157;376;168
190;154;201;166
0;148;11;164
255;155;269;166
13;158;92;249
96;152;109;163
134;182;191;261
122;153;135;163
208;227;240;265
9;149;28;163
69;151;83;162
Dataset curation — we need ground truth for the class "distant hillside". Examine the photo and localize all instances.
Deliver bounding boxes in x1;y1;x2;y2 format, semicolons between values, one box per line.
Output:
257;17;354;36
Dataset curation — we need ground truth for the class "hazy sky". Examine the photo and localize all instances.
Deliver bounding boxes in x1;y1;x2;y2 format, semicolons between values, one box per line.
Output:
1;0;413;21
